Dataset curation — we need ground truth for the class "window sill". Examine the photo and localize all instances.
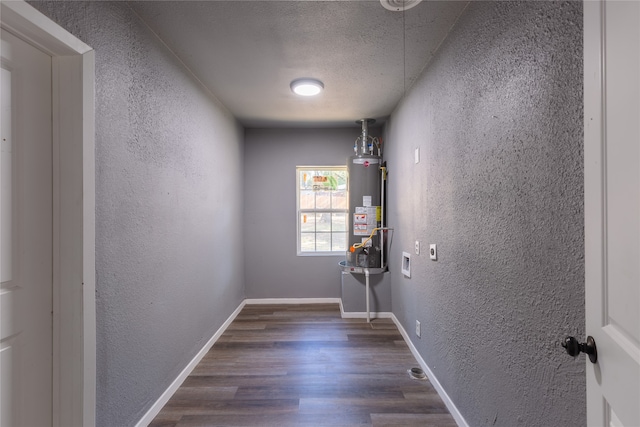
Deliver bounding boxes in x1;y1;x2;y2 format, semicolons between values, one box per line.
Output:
297;252;346;257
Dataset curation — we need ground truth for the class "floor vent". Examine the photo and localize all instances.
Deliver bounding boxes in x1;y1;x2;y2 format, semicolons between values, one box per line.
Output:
408;367;427;380
380;0;423;12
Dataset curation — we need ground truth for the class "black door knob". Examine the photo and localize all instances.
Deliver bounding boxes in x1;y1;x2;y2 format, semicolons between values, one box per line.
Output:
562;336;597;364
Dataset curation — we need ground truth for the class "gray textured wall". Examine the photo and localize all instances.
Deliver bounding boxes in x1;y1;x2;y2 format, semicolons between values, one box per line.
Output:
244;128;368;298
29;2;245;426
384;2;585;426
341;272;391;313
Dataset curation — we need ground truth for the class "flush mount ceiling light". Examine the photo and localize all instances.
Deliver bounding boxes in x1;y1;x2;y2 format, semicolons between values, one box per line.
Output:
290;78;324;96
380;0;423;12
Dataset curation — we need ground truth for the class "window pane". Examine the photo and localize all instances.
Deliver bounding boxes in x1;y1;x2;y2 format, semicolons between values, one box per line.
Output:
332;190;347;209
332;232;347;252
300;171;314;190
332;213;347;232
317;213;331;232
315;191;330;209
300;213;315;232
311;172;326;191
315;233;332;251
300;190;315;209
300;233;316;252
334;170;348;188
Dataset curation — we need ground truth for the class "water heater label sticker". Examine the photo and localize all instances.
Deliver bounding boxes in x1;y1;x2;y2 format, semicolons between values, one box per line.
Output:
354;213;369;235
363;196;372;207
354;224;369;235
355;207;367;214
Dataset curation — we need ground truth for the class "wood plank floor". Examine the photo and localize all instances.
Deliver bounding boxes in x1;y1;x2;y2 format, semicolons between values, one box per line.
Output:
149;303;456;427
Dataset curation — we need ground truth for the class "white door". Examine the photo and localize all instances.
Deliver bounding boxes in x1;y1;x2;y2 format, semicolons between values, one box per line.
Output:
0;28;53;427
584;1;640;426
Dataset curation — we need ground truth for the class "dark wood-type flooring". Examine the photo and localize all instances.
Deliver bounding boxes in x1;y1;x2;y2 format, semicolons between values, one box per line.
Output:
150;303;456;427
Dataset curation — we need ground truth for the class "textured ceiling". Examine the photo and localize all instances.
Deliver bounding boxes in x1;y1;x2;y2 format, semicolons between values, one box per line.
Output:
129;1;468;127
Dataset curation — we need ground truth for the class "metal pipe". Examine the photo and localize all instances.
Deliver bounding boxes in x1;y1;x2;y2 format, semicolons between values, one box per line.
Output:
361;121;368;155
380;166;385;269
365;268;370;323
356;119;375;156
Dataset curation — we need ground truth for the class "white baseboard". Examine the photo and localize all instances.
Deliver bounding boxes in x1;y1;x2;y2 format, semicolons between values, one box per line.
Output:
135;300;247;427
137;298;342;426
136;299;467;427
339;310;394;320
244;297;341;305
390;314;469;427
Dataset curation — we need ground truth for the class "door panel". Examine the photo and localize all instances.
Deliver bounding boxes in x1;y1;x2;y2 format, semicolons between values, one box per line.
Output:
0;28;53;427
584;1;640;426
603;0;639;344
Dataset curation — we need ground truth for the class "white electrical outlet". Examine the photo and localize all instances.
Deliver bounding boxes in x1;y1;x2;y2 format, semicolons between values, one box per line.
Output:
414;147;420;164
416;320;421;338
415;240;420;255
430;244;437;261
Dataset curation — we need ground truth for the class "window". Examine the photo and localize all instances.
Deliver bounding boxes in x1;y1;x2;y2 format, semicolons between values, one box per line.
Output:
297;166;348;255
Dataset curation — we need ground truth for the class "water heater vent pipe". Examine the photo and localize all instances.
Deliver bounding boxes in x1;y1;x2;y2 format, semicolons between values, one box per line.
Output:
356;118;375;156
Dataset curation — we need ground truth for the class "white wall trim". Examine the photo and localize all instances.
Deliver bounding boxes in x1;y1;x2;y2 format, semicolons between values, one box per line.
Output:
135;300;247;427
137;299;468;427
137;298;345;425
244;297;342;305
80;49;97;427
0;0;91;56
390;314;469;427
340;310;394;320
341;312;393;319
1;2;96;426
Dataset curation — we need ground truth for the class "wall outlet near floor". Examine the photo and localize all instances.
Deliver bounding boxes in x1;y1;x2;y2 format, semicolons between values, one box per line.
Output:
415;240;420;255
415;320;421;338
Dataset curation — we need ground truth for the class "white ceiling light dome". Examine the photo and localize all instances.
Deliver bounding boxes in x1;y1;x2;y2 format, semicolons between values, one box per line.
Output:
290;78;324;96
380;0;423;12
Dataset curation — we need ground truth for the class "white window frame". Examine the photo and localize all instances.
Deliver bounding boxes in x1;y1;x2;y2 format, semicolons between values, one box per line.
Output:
296;166;348;256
